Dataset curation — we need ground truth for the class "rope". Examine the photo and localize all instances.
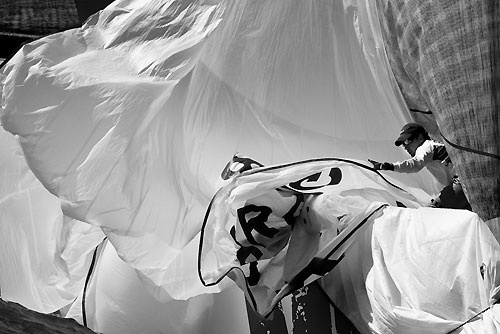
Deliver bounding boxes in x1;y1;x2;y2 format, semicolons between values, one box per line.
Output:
82;237;107;328
409;108;433;114
445;301;498;334
440;131;500;160
0;31;42;39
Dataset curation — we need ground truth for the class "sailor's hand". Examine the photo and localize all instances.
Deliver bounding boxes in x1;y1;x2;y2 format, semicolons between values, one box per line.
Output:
441;156;452;166
368;159;394;171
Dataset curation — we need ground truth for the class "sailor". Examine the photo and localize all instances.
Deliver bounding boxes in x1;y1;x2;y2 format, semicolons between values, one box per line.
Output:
368;122;471;210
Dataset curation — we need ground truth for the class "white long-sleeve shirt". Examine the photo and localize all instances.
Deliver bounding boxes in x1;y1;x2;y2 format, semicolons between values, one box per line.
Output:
393;140;455;187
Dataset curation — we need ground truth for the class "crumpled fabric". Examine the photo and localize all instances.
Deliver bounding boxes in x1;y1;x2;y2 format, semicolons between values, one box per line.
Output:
2;0;494;333
199;156;423;316
0;0;437;306
201;154;500;333
0;126;105;313
320;206;500;334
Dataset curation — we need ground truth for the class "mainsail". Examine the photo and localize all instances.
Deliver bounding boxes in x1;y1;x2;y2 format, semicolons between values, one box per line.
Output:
372;0;500;222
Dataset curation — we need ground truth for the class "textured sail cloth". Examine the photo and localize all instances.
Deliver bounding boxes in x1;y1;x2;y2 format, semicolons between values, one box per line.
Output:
363;0;500;221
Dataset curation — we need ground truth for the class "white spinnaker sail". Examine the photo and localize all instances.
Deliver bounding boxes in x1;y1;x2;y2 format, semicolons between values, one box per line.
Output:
2;1;497;333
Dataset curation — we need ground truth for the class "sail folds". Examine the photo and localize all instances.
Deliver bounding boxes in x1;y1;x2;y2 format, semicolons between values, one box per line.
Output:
1;0;499;333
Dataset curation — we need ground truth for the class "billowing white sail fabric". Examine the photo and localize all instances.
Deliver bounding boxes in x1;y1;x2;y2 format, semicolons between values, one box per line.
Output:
199;156;423;317
0;126;105;313
65;241;250;334
0;0;435;303
2;0;497;333
321;205;500;334
200;155;500;333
